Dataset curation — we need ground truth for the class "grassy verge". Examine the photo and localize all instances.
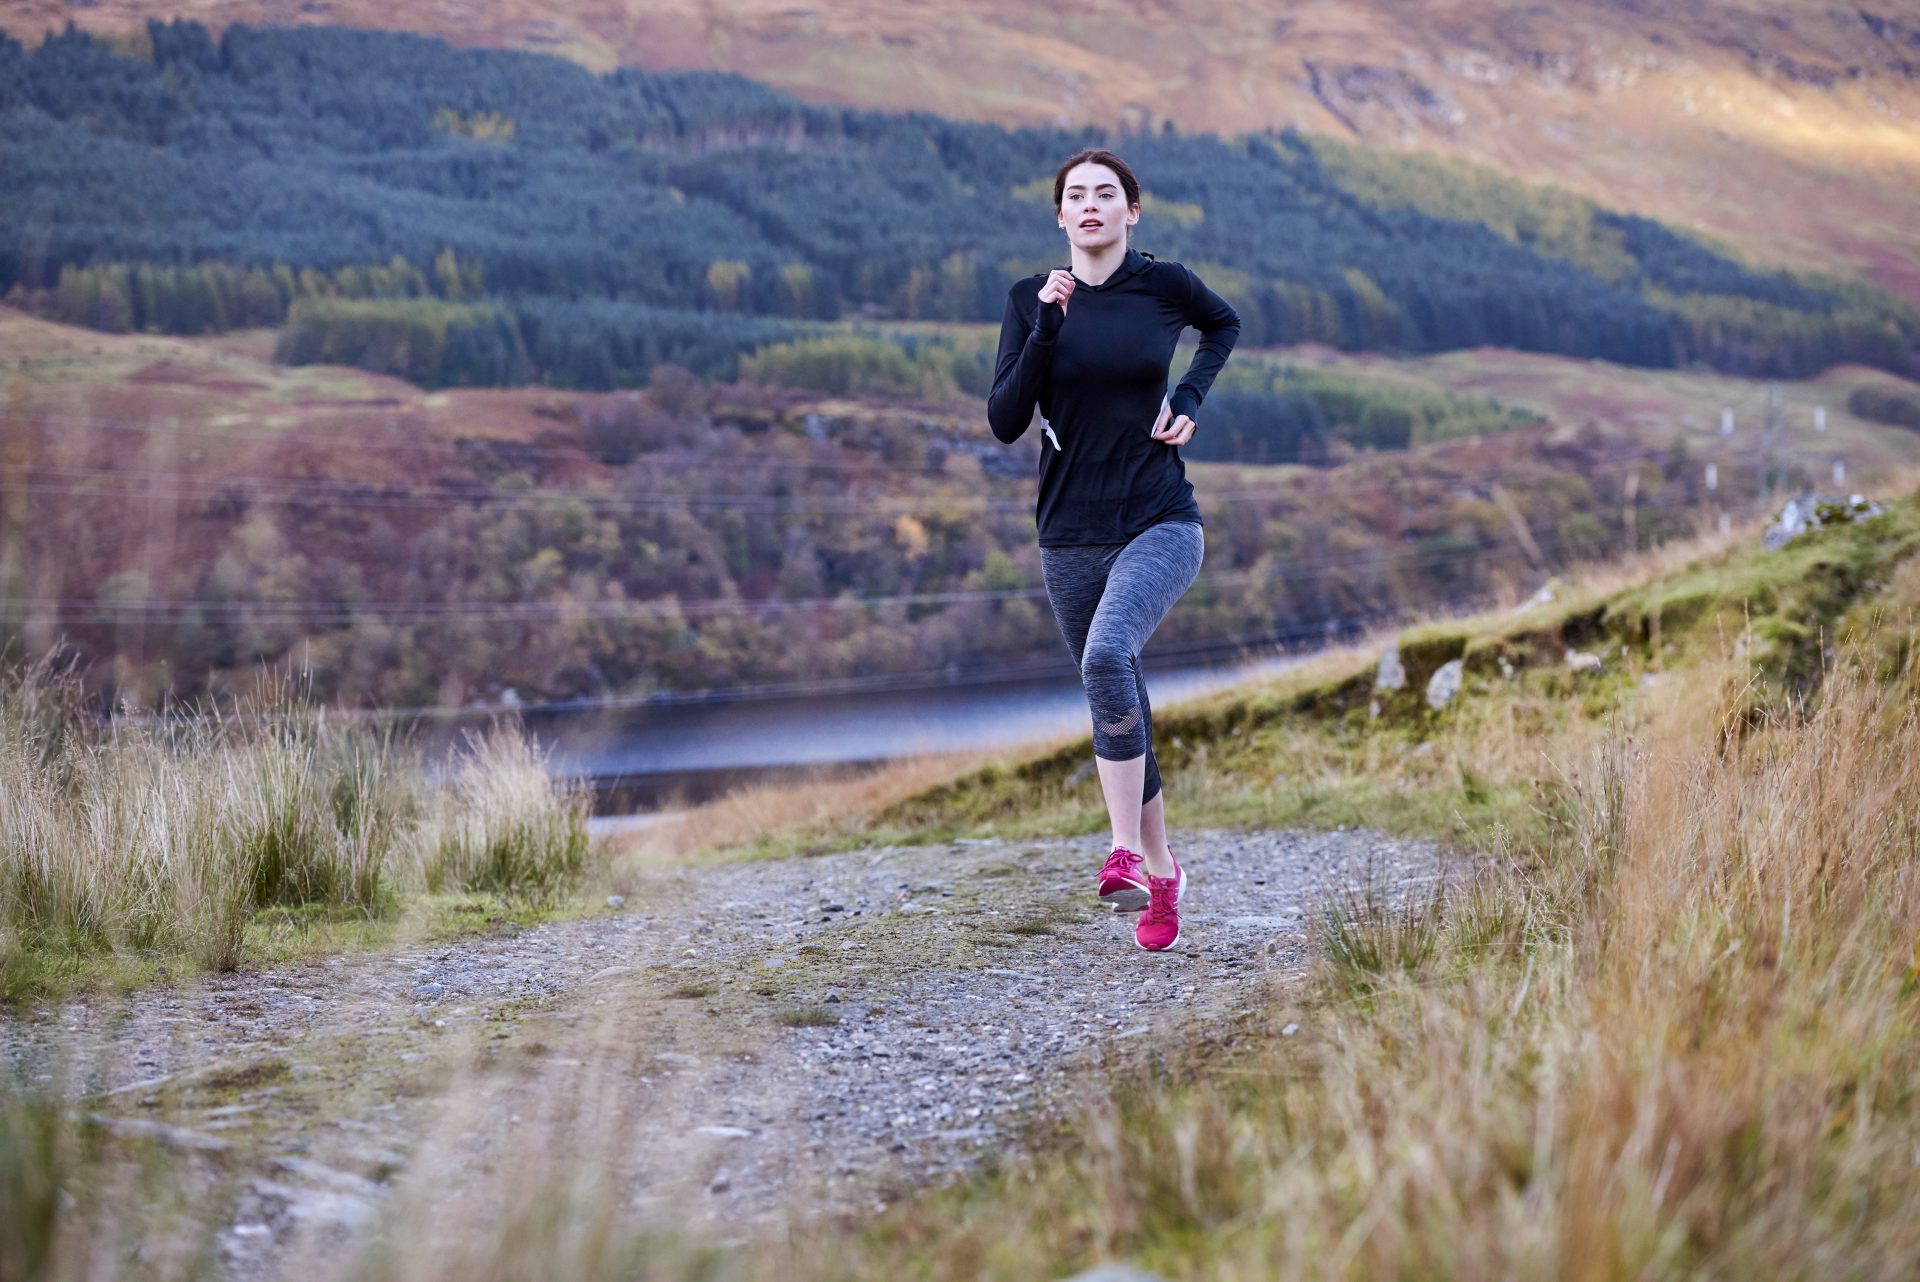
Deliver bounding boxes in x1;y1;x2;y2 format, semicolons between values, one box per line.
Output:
0;657;592;1004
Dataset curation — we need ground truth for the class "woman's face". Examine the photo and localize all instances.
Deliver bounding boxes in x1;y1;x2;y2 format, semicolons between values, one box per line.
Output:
1057;162;1137;252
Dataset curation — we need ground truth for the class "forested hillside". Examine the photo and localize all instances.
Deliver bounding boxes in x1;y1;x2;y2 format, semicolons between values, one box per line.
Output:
4;20;1917;395
6;2;1918;308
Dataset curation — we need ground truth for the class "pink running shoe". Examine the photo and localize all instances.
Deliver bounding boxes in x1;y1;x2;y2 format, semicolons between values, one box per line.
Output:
1097;846;1149;913
1135;855;1186;952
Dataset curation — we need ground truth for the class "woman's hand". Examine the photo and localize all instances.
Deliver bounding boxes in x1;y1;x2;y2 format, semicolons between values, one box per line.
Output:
1150;399;1196;446
1037;268;1076;314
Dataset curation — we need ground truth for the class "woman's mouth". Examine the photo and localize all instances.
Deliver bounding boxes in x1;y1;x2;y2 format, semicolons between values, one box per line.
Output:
1079;220;1102;230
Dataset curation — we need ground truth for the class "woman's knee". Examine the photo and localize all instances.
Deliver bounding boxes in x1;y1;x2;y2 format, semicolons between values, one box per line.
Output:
1080;637;1135;685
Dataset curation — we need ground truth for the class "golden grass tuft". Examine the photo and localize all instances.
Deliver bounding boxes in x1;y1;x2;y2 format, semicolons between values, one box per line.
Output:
0;651;592;996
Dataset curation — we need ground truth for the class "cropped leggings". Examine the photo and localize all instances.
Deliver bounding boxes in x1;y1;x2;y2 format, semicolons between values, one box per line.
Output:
1039;520;1205;805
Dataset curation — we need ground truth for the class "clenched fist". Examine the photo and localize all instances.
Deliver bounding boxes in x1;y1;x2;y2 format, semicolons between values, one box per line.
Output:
1037;268;1076;314
1150;397;1196;447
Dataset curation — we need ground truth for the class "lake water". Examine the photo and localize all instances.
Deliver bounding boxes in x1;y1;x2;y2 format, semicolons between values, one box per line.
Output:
492;646;1321;814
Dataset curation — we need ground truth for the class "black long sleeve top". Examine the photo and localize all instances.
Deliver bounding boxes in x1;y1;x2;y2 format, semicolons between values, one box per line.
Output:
987;245;1241;547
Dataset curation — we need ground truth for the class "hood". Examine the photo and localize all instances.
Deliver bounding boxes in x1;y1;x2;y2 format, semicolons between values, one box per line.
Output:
1066;244;1153;292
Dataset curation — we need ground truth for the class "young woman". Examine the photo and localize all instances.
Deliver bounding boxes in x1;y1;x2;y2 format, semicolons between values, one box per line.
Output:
986;147;1240;952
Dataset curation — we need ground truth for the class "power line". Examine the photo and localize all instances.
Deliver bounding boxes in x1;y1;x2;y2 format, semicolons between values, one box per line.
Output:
4;464;1025;515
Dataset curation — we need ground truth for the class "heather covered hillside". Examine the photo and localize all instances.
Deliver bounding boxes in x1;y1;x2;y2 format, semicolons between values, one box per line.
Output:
9;304;1918;712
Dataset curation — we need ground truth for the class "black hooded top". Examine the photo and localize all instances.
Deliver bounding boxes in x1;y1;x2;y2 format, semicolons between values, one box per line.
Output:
987;244;1241;546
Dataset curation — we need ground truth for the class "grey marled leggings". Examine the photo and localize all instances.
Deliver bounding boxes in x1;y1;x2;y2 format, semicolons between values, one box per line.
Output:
1039;520;1205;805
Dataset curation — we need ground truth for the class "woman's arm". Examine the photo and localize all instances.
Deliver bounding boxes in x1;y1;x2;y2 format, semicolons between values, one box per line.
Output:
1166;264;1240;425
986;284;1062;444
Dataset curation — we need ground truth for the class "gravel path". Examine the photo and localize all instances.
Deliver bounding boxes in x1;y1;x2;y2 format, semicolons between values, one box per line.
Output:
3;826;1448;1277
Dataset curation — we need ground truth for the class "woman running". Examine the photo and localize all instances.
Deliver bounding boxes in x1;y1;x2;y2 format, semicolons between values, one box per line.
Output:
986;147;1241;952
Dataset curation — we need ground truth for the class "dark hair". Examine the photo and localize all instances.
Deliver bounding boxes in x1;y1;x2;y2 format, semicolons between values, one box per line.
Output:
1053;148;1140;244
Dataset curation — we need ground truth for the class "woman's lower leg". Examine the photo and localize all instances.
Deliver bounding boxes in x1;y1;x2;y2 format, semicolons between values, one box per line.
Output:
1138;789;1173;878
1095;753;1147;856
1095;756;1175;879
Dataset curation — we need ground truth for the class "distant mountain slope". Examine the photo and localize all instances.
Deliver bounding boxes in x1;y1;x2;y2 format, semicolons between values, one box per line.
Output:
3;1;1917;303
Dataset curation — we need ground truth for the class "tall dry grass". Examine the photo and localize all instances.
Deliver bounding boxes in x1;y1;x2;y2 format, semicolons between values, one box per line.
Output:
834;628;1919;1279
0;649;593;990
416;723;590;898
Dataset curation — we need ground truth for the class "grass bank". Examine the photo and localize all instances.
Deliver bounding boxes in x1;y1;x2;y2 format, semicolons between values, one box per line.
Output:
0;656;592;1003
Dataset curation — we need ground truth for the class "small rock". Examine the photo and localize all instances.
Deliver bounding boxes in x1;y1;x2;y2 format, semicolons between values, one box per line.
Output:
1057;1265;1170;1282
606;895;626;909
85;1116;230;1153
1375;644;1405;692
585;966;635;983
695;1126;753;1139
1282;1023;1300;1036
1425;658;1464;710
249;1180;376;1233
708;1171;731;1194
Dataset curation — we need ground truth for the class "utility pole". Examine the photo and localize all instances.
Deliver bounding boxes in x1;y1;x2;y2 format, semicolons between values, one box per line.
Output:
1763;381;1784;494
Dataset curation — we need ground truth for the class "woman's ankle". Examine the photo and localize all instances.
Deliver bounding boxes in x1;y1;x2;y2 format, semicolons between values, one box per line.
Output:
1141;844;1175;878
